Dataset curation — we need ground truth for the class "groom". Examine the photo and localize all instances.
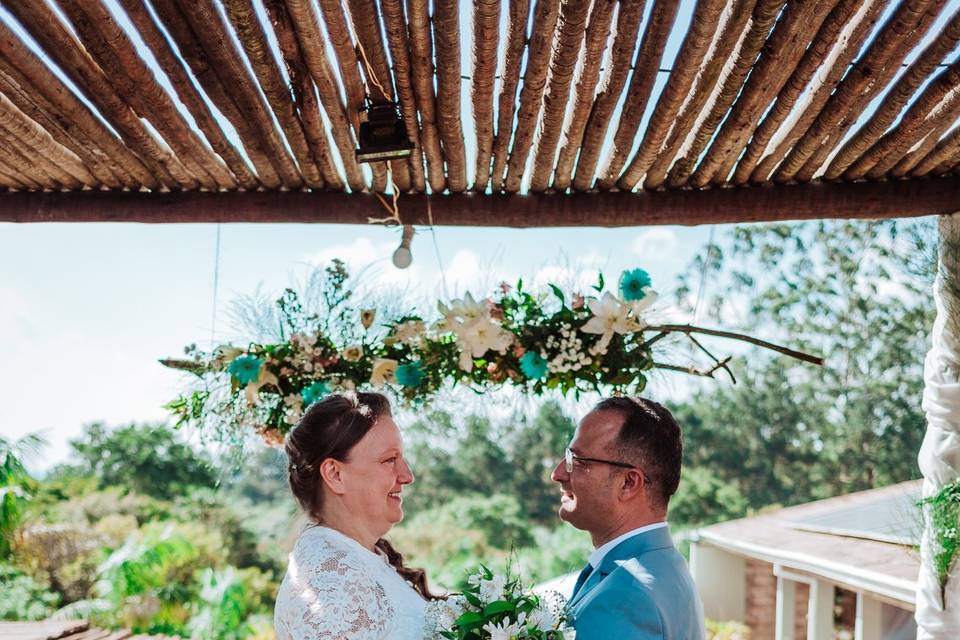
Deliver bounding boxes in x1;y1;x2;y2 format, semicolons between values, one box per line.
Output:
551;396;705;639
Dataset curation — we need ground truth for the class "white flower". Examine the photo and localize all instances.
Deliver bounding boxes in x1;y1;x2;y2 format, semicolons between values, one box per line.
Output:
479;574;507;603
370;358;398;386
580;292;639;350
427;595;468;630
630;288;659;324
528;601;559;630
438;292;487;327
457;317;514;358
482;612;525;640
391;319;427;344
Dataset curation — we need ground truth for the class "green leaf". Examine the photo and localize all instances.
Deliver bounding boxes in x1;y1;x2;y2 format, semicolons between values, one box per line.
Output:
549;284;565;305
454;611;484;629
483;600;515;616
593;271;605;293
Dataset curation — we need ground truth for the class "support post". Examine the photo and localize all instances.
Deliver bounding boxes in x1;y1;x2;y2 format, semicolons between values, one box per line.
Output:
775;572;796;640
854;592;882;640
807;579;834;640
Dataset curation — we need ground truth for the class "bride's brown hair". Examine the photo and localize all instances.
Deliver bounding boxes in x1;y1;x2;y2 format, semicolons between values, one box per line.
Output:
285;391;439;600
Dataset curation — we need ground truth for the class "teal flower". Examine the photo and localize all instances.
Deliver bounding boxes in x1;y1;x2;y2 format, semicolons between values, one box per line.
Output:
300;381;330;407
619;268;652;302
519;351;548;380
228;355;263;385
395;362;424;387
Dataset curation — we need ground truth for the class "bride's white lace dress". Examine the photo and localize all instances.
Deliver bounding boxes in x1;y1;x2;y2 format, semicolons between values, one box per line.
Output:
274;525;427;639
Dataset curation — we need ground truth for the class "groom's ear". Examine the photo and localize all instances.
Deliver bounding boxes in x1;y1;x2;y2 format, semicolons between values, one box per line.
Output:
319;458;347;495
619;469;645;501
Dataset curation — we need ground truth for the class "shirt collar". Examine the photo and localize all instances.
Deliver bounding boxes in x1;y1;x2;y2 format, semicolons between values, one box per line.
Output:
588;521;669;569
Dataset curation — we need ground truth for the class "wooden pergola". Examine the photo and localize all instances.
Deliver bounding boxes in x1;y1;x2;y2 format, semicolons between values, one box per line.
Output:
0;0;959;225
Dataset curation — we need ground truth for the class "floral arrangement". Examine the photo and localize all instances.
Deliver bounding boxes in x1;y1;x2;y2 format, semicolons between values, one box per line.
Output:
163;260;819;444
426;565;570;639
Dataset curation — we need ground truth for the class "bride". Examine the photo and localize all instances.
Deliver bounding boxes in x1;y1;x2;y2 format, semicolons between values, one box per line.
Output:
274;392;438;639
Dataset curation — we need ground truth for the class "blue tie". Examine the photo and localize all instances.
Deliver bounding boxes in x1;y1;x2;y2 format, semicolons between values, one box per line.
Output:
571;563;593;599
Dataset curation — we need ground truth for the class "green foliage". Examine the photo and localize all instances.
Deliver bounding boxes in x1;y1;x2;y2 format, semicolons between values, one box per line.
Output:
0;432;47;558
668;467;749;529
919;478;960;593
706;619;751;639
674;220;934;509
56;422;216;499
0;563;60;620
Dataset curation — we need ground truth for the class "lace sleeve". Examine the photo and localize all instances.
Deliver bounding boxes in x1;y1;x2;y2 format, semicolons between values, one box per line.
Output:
278;545;394;640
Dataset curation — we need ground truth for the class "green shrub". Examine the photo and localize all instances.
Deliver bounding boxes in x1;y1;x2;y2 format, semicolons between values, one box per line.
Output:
0;563;60;620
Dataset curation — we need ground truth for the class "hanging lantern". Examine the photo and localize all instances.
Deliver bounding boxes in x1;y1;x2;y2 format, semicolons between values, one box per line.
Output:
355;98;414;163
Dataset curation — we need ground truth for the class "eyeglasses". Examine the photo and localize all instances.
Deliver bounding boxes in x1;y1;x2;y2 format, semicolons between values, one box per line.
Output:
564;447;649;483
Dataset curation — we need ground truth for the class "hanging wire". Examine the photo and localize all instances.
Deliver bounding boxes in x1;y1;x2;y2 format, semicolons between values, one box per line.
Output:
691;226;716;324
210;224;222;348
426;198;450;299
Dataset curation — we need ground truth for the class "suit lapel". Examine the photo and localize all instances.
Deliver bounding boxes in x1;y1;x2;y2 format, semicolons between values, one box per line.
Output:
568;526;675;610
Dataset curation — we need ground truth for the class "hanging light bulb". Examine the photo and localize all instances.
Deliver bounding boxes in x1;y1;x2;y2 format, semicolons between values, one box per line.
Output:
392;225;414;269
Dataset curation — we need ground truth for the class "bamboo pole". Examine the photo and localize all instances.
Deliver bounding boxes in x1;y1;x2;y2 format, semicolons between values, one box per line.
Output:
0;115;82;190
643;0;758;190
172;0;305;188
433;0;469;192
4;1;198;189
732;0;866;185
0;92;96;188
0;128;63;190
529;0;592;192
471;0;501;191
618;0;730;190
344;0;401;192
774;0;940;182
504;0;561;194
59;0;234;191
858;60;960;179
0;68;122;189
490;0;531;191
283;0;367;191
908;123;960;177
223;0;325;188
551;0;617;192
0;22;149;189
407;0;447;192
667;0;784;187
689;0;839;189
791;0;947;183
149;0;285;188
750;0;887;184
263;0;344;190
380;0;427;192
829;7;960;180
0;149;44;191
588;0;679;192
116;0;259;190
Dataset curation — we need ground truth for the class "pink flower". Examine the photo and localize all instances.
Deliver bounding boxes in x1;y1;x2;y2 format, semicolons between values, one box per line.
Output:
499;282;512;294
572;292;585;310
512;344;526;358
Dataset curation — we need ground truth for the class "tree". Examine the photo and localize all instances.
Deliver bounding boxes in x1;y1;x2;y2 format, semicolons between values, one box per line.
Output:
672;220;934;508
54;423;216;498
0;432;46;558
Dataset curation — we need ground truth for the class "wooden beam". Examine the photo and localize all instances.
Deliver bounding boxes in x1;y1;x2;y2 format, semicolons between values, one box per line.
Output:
2;177;959;226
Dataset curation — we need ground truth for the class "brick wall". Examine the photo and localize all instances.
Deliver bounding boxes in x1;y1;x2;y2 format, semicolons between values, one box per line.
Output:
744;558;810;640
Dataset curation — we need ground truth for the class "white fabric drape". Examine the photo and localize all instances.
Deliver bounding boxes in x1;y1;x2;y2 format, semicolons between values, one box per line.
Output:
916;213;960;639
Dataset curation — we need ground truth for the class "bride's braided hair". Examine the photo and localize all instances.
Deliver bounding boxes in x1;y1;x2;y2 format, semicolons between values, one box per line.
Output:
285;392;439;600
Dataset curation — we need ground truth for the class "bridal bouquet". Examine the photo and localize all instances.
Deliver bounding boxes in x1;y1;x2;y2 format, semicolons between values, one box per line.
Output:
426;565;572;639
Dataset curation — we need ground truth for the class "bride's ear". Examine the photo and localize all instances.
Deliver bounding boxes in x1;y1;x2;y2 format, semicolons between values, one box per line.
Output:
318;458;347;495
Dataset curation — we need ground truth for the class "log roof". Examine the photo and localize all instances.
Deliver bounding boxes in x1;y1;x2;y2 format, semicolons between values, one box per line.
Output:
1;0;960;226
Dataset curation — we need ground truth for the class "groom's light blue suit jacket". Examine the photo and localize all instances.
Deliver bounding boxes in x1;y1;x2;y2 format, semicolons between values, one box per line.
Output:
567;526;705;640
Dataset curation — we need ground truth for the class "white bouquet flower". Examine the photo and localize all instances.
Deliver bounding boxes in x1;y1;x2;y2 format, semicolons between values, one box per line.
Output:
425;565;572;639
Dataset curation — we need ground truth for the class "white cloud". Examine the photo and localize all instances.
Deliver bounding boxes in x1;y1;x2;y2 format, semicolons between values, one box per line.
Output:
0;287;30;338
631;229;679;263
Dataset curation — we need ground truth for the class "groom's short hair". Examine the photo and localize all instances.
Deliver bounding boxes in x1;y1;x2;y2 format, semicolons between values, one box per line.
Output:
593;396;682;508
